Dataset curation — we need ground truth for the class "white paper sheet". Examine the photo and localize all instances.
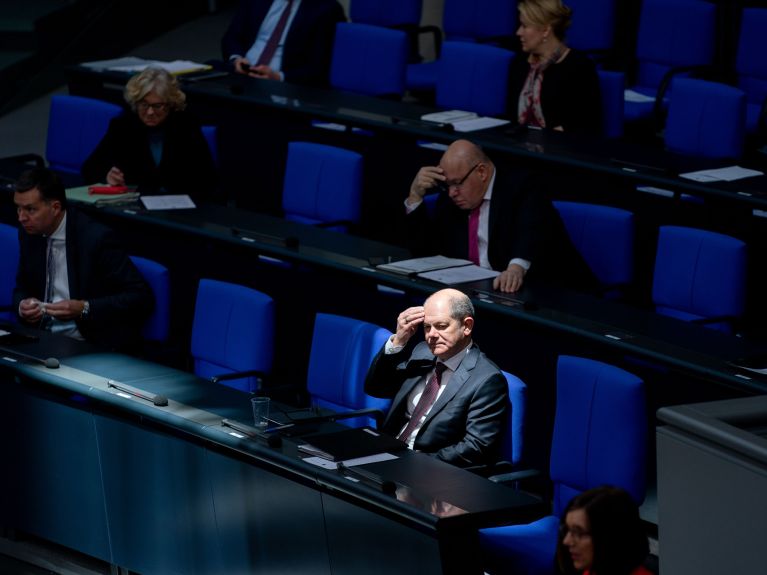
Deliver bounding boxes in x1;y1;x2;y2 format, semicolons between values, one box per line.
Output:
140;195;196;210
418;265;500;285
679;165;764;183
452;117;510;132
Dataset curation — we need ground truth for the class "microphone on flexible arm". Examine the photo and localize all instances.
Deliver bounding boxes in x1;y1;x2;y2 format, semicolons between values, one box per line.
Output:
0;347;60;369
107;379;168;406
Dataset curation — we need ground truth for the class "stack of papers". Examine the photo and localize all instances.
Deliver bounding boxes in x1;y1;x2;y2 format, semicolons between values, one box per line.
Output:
66;185;139;206
376;255;500;285
420;109;509;133
81;57;211;75
679;165;764;183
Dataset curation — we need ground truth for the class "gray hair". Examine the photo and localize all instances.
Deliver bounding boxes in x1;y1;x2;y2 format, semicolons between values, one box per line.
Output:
124;67;186;112
449;292;475;320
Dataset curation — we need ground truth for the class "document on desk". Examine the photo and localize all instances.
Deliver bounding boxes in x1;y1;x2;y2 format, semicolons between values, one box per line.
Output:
108;59;212;75
679;166;764;182
376;255;473;275
418;265;500;285
141;195;196;210
452;117;510;132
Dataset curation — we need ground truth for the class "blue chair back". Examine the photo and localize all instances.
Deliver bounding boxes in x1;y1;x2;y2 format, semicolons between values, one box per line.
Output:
350;0;422;27
0;223;19;323
665;78;746;160
479;356;646;575
330;23;408;97
436;42;514;117
567;0;616;54
282;142;363;232
307;313;392;428
443;0;516;43
501;370;527;468
46;95;122;175
626;0;716;122
129;256;170;343
201;125;219;168
553;201;635;293
652;226;747;332
191;279;275;392
598;70;625;139
551;356;647;516
736;8;767;133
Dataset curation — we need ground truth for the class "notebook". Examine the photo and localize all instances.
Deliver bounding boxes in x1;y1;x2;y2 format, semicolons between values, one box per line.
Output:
298;427;406;461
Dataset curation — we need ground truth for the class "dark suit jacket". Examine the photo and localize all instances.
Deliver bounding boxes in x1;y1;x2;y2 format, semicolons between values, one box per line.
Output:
13;209;154;350
507;48;602;136
81;111;216;201
406;168;597;290
221;0;346;86
364;341;509;468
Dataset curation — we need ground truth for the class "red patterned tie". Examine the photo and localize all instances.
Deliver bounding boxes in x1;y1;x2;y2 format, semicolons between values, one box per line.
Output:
256;0;294;67
398;363;447;443
468;205;481;265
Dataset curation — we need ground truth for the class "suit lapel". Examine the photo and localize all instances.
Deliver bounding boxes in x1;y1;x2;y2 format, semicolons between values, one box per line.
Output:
422;345;480;426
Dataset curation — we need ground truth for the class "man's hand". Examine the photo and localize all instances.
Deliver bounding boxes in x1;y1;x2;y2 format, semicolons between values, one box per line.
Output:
250;64;282;81
18;298;44;323
407;166;445;207
106;167;125;186
41;300;87;321
233;57;252;74
493;263;526;293
393;306;425;348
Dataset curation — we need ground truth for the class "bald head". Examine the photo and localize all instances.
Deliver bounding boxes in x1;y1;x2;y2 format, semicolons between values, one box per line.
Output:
438;140;494;211
423;289;475;360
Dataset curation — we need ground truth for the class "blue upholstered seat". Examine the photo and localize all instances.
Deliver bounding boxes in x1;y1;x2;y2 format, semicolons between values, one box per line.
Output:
128;256;169;343
330;22;408;98
282;142;363;233
0;223;19;323
46;95;122;177
553;201;635;297
480;356;646;575
307;313;392;429
191;279;275;393
652;226;747;333
435;42;514;117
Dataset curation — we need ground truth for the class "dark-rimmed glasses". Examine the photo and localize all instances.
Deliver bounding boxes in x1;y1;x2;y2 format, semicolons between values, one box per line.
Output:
137;101;169;113
444;162;480;189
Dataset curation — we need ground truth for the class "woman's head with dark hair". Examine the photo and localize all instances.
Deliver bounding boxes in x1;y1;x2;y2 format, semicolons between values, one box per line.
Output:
556;486;649;574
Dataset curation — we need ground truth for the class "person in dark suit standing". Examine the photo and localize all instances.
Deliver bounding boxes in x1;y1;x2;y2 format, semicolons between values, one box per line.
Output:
405;139;596;294
81;68;216;201
365;288;509;468
222;0;346;86
13;168;153;350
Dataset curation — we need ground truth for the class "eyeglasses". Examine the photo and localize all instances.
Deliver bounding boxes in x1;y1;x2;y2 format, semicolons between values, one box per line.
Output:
560;525;591;541
444;162;480;189
137;101;169;113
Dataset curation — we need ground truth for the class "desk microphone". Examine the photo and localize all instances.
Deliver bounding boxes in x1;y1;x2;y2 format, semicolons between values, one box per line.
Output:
0;347;60;369
107;380;168;406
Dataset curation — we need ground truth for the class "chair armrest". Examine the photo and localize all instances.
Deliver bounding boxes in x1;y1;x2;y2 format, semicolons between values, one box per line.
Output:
488;467;541;485
412;24;442;59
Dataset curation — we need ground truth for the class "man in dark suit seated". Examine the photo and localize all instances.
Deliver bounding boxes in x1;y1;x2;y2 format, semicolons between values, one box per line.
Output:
13;168;153;351
365;288;508;468
405;139;596;294
222;0;346;86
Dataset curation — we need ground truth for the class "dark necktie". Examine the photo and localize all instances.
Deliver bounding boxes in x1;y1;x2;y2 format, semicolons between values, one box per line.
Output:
468;205;481;265
398;363;447;443
256;0;294;67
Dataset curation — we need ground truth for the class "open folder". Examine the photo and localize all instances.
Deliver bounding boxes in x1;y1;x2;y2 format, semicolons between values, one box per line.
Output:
376;256;500;285
298;427;406;461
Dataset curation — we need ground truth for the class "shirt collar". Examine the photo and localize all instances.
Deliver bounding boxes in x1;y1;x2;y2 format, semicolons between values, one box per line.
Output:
49;212;67;241
439;341;473;373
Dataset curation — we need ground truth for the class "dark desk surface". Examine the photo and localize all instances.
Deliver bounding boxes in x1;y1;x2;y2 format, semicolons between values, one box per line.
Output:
68;65;767;210
0;333;544;531
70;201;767;396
